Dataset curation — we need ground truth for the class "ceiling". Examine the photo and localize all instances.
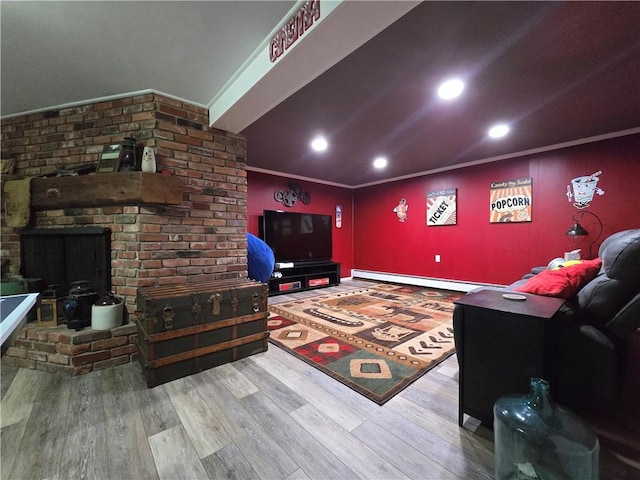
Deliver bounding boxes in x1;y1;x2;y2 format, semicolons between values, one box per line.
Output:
2;2;639;188
0;1;296;113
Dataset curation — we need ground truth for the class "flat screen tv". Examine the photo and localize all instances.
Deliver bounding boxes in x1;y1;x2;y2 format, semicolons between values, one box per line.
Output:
261;210;332;264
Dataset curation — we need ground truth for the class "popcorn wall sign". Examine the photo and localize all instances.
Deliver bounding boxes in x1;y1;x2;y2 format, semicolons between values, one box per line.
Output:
490;177;532;223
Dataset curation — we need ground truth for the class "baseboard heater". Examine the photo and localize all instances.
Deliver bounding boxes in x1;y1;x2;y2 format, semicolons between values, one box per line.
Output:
350;269;504;293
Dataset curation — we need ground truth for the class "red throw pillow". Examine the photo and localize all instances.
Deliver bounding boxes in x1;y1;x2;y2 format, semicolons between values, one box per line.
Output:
515;258;602;299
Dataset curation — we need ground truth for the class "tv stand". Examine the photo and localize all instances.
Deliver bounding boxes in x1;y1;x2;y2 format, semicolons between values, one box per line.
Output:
268;262;340;296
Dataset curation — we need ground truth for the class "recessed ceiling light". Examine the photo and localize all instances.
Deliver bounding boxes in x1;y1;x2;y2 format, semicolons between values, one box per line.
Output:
310;135;328;152
488;124;510;138
437;78;464;100
373;156;388;169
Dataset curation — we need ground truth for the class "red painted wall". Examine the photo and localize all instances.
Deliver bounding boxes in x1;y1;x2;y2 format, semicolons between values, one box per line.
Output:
247;135;639;286
353;134;640;285
246;171;354;275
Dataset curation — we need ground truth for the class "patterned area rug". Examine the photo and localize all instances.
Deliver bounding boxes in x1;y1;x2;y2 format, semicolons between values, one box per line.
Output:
268;283;463;404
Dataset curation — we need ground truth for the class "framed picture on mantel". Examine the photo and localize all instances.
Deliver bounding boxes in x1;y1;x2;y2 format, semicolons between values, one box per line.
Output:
96;144;122;173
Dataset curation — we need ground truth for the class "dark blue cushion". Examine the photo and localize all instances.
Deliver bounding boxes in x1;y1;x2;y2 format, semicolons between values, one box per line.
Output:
247;233;275;282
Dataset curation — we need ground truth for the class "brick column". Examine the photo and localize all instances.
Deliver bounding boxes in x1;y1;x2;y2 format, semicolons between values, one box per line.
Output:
1;93;249;315
1;93;249;376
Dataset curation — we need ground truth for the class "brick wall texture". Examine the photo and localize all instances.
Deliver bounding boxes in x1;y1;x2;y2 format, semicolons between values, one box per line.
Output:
1;93;249;316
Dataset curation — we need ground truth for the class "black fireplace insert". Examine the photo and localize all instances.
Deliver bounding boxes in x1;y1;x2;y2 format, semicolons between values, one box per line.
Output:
19;227;111;296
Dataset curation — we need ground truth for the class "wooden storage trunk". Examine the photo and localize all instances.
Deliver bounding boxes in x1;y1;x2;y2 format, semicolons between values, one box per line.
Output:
135;279;269;387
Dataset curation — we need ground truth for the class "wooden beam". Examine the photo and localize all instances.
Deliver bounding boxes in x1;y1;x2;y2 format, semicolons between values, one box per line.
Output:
29;172;183;210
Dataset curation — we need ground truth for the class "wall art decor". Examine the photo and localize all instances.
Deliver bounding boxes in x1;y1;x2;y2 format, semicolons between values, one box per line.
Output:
490;177;532;223
274;181;311;207
426;188;457;226
566;170;604;209
393;198;409;222
336;205;342;228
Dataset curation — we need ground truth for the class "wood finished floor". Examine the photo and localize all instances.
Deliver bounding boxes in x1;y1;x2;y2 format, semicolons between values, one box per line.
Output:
1;279;637;480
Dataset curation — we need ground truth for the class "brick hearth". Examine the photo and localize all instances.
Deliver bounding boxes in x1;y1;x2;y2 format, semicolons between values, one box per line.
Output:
3;323;138;376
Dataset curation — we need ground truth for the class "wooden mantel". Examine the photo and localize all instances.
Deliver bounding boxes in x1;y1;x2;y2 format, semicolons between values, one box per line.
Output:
30;172;183;210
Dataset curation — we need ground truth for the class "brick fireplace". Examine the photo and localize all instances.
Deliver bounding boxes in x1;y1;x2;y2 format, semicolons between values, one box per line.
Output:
1;93;249;374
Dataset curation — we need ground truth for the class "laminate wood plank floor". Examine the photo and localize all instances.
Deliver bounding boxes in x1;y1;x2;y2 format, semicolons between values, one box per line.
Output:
1;279;638;479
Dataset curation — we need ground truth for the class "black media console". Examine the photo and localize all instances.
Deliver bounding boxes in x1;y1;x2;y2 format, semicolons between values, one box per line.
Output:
268;261;340;296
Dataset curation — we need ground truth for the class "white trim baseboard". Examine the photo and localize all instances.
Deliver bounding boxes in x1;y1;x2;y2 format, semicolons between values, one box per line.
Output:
350;269;505;293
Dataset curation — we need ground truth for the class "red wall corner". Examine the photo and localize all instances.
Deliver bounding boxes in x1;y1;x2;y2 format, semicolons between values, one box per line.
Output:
246;171;354;275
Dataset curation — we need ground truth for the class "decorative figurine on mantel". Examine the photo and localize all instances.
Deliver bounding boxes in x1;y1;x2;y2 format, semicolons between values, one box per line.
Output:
141;147;156;173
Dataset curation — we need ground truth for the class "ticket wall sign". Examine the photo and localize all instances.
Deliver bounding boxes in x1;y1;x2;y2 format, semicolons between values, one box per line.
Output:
489;177;532;223
426;188;457;226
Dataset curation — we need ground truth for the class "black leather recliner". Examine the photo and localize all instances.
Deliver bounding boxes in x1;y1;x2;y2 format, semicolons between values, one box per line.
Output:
454;229;640;414
551;229;640;411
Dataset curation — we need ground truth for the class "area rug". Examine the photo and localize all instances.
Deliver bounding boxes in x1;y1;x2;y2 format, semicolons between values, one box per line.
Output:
267;283;463;404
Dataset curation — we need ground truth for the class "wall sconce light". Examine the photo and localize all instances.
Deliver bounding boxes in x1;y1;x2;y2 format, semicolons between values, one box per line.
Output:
565;211;603;259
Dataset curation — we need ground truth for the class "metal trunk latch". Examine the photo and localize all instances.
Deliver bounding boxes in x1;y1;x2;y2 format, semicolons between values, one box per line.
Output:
252;293;260;313
162;306;175;330
209;293;221;316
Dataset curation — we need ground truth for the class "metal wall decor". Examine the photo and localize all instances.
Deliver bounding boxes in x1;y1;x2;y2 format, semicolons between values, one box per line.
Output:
274;181;311;207
269;0;320;63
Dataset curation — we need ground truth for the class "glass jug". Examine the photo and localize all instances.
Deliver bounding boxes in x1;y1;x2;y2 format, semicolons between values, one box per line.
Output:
494;378;599;480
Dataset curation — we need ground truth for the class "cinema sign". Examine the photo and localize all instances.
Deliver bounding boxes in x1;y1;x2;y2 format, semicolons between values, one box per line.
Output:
270;0;321;62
